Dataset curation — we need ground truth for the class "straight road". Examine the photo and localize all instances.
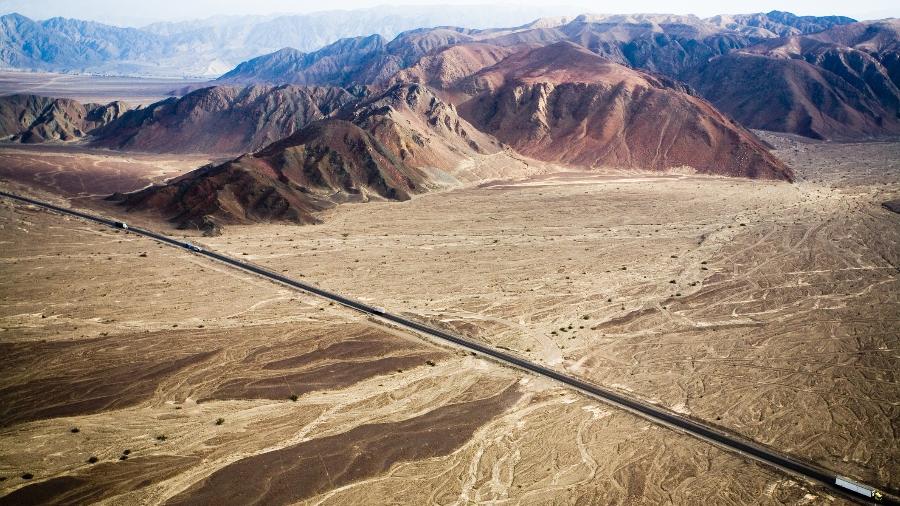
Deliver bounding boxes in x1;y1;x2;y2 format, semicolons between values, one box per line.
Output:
1;190;893;505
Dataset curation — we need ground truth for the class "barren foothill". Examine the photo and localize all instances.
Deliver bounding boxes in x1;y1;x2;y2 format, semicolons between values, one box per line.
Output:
0;166;841;504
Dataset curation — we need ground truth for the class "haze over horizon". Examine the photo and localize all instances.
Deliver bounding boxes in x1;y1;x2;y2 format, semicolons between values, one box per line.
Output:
0;0;896;27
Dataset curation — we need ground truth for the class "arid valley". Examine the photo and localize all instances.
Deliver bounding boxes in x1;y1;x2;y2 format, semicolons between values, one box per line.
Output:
0;4;898;506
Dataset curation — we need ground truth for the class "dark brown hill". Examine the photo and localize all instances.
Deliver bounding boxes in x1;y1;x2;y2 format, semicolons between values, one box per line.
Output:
114;119;429;228
456;42;792;180
686;53;895;140
687;21;900;139
90;85;356;154
112;83;493;229
0;94;128;143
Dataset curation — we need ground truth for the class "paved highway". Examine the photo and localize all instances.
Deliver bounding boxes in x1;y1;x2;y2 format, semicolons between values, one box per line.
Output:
1;190;894;505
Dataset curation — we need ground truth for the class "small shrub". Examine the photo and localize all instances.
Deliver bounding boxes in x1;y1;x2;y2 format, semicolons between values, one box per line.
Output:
119;455;128;461
70;427;80;433
425;360;436;366
122;449;130;455
215;418;225;426
155;435;167;441
87;456;98;464
289;394;298;402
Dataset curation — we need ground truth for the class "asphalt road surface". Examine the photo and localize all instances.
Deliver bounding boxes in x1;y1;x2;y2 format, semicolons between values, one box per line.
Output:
1;190;894;505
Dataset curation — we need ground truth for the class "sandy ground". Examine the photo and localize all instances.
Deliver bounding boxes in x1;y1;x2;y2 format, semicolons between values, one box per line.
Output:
0;197;836;505
173;134;897;493
0;145;217;200
1;133;897;503
0;71;205;106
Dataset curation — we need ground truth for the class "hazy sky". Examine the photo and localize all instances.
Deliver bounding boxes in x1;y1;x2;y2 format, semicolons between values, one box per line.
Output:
1;0;896;26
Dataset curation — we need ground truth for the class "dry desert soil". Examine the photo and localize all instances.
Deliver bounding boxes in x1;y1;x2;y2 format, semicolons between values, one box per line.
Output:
0;71;204;107
0;132;898;504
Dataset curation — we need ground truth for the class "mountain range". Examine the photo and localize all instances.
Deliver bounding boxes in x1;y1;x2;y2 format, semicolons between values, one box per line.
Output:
217;13;899;141
101;38;792;228
686;20;900;139
0;6;585;77
215;11;863;86
2;9;897;230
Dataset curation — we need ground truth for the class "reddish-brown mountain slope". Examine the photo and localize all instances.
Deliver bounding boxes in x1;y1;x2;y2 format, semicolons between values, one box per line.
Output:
456;42;792;180
339;82;501;169
391;43;518;91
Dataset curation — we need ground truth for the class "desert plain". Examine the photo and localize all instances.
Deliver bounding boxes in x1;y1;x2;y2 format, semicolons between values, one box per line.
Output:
0;71;202;107
0;128;897;505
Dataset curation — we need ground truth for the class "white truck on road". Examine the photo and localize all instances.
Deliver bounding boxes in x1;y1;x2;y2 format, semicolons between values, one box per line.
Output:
835;476;883;501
